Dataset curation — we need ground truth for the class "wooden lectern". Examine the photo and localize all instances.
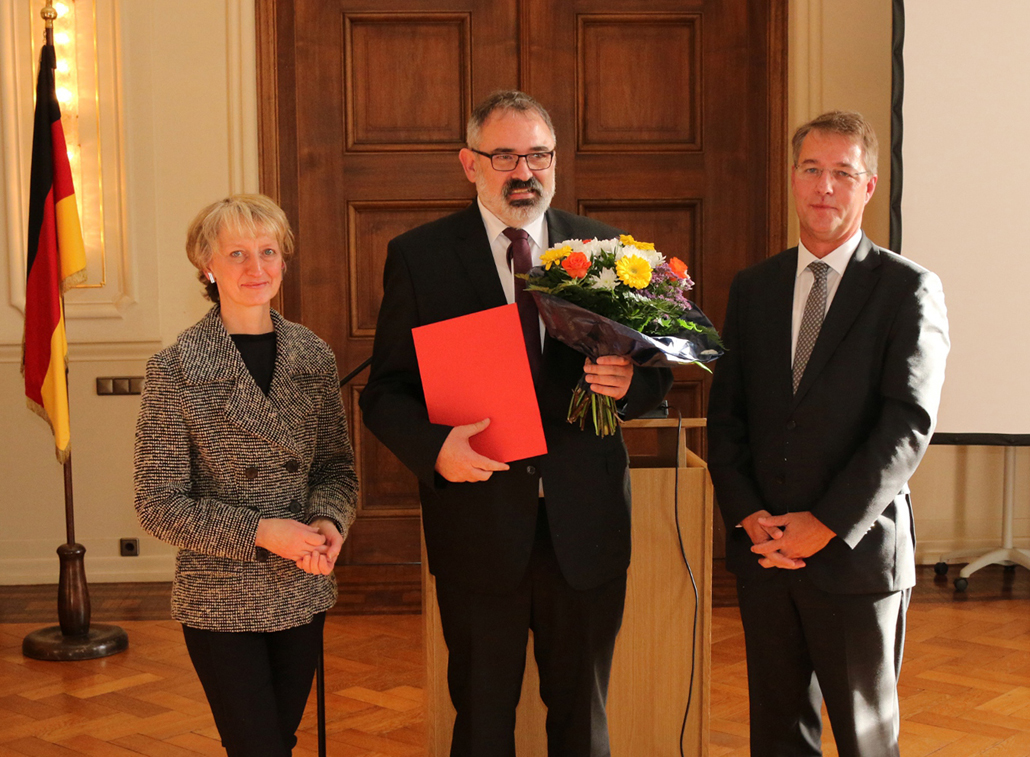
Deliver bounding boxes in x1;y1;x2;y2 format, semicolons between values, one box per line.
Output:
423;418;713;755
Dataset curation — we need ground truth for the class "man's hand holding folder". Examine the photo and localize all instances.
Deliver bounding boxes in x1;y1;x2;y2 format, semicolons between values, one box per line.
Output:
433;418;510;482
412;304;547;481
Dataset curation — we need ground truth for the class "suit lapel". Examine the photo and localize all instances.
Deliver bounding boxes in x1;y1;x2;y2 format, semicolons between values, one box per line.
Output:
768;251;798;403
224;375;306;456
545;208;575;247
792;235;881;404
217;312;313;456
264;312;316;453
453;202;507;311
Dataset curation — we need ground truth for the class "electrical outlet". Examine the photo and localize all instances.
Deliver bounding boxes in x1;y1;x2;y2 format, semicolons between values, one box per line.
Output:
96;377;145;395
119;538;139;557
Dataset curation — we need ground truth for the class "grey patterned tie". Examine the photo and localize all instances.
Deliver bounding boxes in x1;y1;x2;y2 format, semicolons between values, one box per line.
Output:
792;261;830;393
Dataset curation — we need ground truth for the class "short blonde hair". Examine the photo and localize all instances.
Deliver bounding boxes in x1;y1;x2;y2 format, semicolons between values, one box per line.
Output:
185;194;295;301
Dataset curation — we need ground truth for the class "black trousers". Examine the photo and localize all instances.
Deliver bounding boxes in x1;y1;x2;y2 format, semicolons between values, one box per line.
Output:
435;502;628;757
736;571;909;757
182;612;325;757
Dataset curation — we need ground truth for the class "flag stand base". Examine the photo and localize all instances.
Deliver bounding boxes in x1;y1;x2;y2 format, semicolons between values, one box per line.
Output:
22;624;129;661
21;542;129;662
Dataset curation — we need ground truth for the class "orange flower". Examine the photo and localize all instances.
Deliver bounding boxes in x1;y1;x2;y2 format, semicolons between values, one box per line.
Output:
669;256;689;279
561;251;591;279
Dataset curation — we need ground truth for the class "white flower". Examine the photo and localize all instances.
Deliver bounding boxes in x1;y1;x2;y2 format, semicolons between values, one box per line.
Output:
591;268;620;290
615;244;665;269
551;238;595;259
578;239;607;258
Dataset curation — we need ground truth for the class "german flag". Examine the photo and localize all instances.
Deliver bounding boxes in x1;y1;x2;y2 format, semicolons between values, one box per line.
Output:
23;42;86;463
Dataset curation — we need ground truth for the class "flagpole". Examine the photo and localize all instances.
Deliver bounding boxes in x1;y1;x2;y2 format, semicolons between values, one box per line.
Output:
22;0;127;663
42;1;53;46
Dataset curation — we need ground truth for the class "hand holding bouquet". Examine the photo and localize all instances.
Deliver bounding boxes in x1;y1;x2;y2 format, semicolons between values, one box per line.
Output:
525;235;723;436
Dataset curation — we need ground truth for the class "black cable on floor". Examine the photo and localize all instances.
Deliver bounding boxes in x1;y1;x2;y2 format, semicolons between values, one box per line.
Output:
672;410;700;757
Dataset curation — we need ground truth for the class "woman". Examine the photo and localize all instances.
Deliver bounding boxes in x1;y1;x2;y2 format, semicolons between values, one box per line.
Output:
134;194;358;756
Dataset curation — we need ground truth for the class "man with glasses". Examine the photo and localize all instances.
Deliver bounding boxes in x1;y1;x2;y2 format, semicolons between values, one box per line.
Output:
707;110;949;756
361;90;672;756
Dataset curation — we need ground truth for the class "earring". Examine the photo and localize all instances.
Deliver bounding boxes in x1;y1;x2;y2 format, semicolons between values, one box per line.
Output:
206;272;215;283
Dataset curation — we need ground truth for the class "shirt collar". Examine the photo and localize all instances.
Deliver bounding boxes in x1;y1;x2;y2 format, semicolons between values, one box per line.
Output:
796;228;863;279
477;197;548;253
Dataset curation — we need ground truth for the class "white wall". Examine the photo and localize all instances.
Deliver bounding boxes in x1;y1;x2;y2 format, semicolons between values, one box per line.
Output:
0;0;257;583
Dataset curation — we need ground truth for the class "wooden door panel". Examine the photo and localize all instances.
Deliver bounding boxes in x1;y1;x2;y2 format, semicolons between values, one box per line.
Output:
257;0;785;591
576;13;702;151
348;200;470;337
345;14;472;150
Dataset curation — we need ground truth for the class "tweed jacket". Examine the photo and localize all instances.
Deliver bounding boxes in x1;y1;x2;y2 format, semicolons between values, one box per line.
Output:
134;307;358;632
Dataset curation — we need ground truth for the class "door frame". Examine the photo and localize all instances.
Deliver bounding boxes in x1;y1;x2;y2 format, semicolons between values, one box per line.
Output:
254;0;788;271
252;0;788;585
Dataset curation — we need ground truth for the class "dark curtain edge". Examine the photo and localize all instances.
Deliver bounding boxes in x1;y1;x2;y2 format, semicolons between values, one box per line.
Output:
889;0;905;254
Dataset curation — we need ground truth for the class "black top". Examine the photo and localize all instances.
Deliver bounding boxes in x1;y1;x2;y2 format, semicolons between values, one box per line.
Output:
230;332;277;395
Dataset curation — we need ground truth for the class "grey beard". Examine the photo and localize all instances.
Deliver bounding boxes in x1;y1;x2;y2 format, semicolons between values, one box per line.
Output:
479;176;557;226
504;197;551;224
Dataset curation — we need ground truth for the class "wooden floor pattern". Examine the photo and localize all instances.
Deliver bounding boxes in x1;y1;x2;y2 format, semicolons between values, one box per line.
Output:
710;565;1030;757
1;564;1028;755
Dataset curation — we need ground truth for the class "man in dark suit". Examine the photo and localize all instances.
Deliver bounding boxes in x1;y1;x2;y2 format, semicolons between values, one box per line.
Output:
360;90;671;757
707;111;949;757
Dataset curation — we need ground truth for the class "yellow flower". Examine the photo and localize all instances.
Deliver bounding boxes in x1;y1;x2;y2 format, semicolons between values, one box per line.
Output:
619;234;656;251
616;254;652;289
541;245;572;270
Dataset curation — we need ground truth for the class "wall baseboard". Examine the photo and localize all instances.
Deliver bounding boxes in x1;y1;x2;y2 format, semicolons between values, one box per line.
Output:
916;539;1030;566
0;554;174;585
6;543;1026;585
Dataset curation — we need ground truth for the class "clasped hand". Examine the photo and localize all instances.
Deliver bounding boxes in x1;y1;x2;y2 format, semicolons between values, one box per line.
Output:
741;509;835;569
255;516;343;575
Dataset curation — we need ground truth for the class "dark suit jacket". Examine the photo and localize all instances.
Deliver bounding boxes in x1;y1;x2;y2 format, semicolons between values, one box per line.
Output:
360;202;672;594
707;235;949;594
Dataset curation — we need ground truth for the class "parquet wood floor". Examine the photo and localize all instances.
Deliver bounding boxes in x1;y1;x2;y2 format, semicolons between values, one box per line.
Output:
1;563;1028;755
711;565;1030;757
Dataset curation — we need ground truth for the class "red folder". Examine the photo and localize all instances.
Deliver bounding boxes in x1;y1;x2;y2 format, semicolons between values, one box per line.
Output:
413;304;547;462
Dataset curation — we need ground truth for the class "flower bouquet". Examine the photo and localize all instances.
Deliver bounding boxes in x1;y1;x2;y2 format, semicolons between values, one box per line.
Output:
525;235;723;436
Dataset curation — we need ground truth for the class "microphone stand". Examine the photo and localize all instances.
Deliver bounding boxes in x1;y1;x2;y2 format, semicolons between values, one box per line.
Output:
314;355;373;757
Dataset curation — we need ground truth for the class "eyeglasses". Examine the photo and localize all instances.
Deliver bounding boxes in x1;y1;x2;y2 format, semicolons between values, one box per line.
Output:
795;165;871;187
469;148;555;171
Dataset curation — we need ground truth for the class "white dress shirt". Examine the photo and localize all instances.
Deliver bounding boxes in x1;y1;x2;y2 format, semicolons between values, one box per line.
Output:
790;229;863;363
477;198;549;346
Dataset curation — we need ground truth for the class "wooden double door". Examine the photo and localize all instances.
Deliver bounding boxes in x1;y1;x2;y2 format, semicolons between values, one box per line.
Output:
256;0;787;597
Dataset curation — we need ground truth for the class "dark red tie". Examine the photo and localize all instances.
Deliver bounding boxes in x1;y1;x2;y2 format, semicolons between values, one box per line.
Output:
503;227;542;378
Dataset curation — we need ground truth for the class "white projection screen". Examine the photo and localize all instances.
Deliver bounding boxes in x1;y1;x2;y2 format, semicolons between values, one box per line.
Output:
898;2;1030;441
